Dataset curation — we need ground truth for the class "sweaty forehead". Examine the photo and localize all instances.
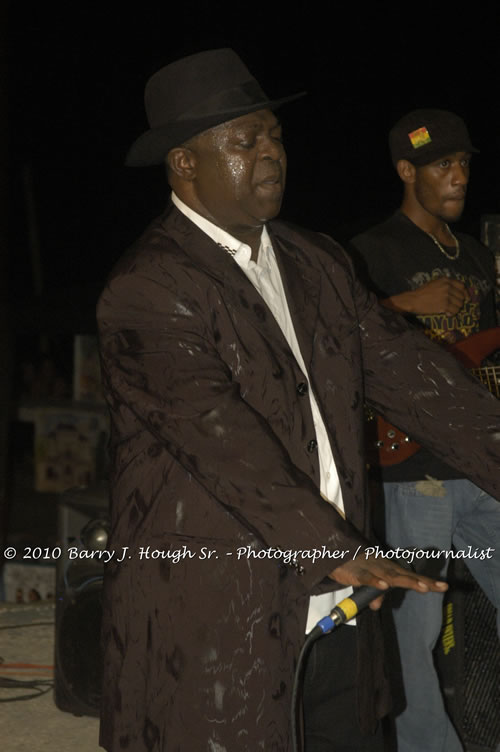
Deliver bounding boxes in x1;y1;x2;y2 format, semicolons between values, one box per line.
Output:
210;108;280;137
183;109;281;156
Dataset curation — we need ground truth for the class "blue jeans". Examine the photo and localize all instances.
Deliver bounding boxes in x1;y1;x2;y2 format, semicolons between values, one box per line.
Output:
383;479;500;752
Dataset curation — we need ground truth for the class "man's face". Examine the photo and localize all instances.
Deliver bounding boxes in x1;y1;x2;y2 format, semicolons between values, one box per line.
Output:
413;151;471;223
187;109;287;237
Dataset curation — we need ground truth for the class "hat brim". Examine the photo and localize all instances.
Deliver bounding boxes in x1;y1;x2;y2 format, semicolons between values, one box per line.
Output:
125;92;305;167
406;143;480;167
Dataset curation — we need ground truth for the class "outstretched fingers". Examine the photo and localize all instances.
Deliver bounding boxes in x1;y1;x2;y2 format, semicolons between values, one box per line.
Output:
329;555;448;594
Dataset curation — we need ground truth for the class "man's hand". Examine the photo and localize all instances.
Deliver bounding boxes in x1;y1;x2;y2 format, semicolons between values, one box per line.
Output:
382;278;468;317
328;554;448;611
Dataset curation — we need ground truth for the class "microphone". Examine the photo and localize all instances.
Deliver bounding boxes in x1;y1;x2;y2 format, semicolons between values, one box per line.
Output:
315;586;384;635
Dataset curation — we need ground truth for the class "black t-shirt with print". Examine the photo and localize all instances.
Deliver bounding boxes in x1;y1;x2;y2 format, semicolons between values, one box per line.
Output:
350;211;497;482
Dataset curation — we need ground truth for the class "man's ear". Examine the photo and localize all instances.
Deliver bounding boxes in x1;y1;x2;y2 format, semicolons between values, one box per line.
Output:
396;159;416;185
167;147;197;181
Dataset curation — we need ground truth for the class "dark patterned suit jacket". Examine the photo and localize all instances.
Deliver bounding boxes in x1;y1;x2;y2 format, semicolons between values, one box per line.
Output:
97;205;500;751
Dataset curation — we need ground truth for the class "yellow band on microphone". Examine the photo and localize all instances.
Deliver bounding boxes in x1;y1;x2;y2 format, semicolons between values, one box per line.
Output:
338;597;359;622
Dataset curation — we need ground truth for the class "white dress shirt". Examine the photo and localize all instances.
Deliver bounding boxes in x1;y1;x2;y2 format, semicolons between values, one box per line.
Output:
171;192;354;630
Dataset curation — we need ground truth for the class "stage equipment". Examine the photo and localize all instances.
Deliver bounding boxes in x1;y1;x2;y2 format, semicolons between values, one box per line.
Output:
54;482;109;717
435;560;499;752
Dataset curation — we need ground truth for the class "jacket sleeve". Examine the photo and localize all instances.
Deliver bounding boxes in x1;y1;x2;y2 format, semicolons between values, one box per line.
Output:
97;263;370;592
349;267;500;499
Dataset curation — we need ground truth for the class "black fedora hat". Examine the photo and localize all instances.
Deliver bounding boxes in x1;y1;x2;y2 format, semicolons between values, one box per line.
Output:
125;48;305;167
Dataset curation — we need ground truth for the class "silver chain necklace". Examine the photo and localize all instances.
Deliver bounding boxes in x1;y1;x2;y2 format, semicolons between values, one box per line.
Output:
426;225;460;260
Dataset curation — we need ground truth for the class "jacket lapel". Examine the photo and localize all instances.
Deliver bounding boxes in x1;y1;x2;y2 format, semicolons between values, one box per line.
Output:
164;205;320;370
270;228;321;373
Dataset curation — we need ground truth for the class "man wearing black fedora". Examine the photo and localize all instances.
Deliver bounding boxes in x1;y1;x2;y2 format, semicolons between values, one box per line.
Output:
97;50;500;751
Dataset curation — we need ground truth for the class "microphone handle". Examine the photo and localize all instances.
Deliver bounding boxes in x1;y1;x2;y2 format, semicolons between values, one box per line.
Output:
315;585;385;634
334;585;385;622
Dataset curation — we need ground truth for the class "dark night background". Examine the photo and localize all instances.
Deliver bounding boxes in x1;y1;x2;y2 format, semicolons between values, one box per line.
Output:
6;3;500;384
2;7;499;739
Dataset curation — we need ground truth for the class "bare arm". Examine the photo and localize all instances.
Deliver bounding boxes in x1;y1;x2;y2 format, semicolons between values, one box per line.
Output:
382;277;468;317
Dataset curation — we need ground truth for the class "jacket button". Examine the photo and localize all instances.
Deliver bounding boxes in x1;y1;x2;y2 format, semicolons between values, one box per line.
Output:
296;381;308;396
307;439;318;453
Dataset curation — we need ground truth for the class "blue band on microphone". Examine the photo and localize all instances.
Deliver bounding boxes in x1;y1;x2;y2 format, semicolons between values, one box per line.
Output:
316;615;336;634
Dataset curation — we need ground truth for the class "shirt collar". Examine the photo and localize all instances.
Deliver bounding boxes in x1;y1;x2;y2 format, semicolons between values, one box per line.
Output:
171;191;271;268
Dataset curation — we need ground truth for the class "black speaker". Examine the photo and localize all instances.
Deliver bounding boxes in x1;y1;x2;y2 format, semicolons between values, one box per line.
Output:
54;482;109;717
435;560;500;752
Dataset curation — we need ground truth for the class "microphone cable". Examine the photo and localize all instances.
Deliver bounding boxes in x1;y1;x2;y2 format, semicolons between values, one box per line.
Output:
291;585;384;752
